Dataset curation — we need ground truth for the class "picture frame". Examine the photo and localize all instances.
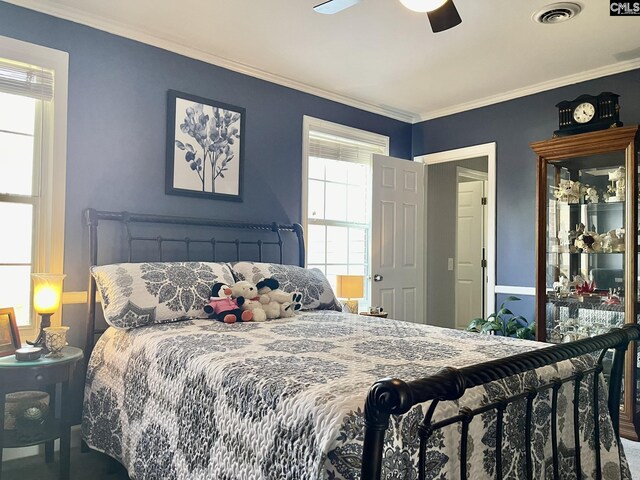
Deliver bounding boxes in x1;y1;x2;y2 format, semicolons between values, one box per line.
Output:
0;307;21;358
166;90;245;202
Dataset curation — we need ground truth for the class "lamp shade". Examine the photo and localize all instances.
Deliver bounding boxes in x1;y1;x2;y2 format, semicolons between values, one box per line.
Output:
399;0;447;13
31;273;65;315
427;0;462;32
335;275;364;299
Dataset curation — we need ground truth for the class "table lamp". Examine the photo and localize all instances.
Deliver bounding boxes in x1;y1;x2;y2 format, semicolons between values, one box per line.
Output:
28;273;66;348
336;275;364;314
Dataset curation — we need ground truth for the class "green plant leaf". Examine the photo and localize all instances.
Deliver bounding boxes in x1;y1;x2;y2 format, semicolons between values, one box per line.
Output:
465;295;530;338
503;295;521;303
467;318;486;330
480;323;496;333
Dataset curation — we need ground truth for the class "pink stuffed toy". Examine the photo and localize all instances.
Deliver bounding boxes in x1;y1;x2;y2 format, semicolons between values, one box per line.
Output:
204;282;253;324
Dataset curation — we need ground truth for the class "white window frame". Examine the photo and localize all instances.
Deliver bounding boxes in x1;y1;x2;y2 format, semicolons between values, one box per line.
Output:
301;116;389;306
0;35;68;339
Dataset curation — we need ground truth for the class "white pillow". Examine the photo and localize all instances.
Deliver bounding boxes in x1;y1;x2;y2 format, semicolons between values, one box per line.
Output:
91;262;235;329
231;262;341;311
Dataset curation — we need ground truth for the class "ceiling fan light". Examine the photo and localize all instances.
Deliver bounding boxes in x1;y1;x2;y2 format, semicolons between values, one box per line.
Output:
427;0;462;32
398;0;448;13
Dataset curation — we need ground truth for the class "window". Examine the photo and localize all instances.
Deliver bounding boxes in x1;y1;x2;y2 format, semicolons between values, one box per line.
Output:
303;117;389;308
0;36;68;338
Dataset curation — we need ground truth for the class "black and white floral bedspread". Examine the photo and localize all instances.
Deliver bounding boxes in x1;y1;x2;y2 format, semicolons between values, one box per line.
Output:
82;311;630;480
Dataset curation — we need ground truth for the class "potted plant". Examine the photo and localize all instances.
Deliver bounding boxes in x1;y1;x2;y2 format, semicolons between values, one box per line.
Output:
466;296;535;340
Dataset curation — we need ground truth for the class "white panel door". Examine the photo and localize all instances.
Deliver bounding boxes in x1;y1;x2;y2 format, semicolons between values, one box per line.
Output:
371;154;424;323
455;180;484;329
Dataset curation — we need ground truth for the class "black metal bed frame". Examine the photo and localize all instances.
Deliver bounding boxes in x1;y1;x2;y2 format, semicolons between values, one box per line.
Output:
83;208;640;479
83;208;305;359
361;323;640;480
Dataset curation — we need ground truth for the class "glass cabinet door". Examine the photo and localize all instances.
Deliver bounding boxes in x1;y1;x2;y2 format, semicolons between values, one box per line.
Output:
544;152;627;343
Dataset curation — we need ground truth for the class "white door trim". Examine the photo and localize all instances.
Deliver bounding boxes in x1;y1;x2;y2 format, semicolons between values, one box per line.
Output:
416;142;496;318
457;166;488;182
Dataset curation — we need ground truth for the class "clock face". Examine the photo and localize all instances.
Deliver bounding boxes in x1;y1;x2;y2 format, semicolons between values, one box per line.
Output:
573;102;595;124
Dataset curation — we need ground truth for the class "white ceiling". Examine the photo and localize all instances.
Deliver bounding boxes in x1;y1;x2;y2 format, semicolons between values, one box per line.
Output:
6;0;640;122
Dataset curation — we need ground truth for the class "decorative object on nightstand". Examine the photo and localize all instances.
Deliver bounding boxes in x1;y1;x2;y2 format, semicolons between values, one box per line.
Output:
0;308;21;358
14;347;43;362
359;307;388;319
554;92;622;137
0;346;83;480
28;273;66;348
335;275;364;314
43;326;69;358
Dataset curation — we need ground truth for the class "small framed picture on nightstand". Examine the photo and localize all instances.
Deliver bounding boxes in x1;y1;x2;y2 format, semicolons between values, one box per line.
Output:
0;308;21;358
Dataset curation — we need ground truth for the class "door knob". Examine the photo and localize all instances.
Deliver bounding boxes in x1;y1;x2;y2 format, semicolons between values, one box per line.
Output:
373;274;383;282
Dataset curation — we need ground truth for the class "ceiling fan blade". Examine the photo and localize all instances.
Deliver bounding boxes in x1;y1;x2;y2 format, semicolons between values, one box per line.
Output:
313;0;361;14
427;0;461;32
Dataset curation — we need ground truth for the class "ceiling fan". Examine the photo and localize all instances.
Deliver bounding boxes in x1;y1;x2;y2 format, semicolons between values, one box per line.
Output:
313;0;462;33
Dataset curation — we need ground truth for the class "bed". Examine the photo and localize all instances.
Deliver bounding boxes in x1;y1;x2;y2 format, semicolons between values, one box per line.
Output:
80;209;640;480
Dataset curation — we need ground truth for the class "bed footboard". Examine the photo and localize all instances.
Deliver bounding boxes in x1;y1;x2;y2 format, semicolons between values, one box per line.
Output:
361;324;640;480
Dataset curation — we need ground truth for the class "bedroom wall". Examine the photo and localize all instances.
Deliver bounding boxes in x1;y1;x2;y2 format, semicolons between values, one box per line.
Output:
0;2;412;349
412;67;640;322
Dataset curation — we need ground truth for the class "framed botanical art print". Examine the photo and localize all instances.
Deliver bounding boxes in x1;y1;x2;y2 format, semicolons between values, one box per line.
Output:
0;307;21;357
166;90;245;202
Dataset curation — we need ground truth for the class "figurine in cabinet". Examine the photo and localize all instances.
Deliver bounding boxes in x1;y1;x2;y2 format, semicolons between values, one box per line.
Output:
552;179;583;203
585;187;599;203
600;228;625;253
575;231;601;253
607;166;625;202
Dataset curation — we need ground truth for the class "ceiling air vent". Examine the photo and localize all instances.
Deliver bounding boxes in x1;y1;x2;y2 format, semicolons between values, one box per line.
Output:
532;2;582;24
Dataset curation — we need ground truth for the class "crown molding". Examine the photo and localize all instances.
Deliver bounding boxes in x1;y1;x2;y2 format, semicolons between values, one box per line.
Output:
3;0;418;123
417;57;640;122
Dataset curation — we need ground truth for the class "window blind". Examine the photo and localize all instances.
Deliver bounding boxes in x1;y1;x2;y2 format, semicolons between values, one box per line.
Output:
309;131;386;164
0;58;54;101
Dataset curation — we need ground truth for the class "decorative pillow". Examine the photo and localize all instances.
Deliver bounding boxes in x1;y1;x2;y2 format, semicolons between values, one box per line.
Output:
230;262;342;311
91;262;235;329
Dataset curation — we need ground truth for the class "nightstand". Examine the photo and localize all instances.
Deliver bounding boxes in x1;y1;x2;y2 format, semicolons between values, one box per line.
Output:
0;346;83;480
359;312;388;318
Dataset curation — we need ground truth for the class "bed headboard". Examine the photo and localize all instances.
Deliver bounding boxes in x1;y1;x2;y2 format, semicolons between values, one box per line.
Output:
84;208;305;359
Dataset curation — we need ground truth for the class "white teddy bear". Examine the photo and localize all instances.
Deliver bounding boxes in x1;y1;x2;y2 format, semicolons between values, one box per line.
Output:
256;278;302;318
230;280;268;322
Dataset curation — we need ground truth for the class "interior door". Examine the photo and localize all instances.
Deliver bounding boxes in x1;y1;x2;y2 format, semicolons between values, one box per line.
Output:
455;180;484;329
371;154;425;322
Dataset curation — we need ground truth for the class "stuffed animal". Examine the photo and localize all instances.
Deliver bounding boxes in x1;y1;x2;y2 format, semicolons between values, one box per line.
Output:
256;277;302;318
256;278;302;304
203;283;253;324
230;280;268;322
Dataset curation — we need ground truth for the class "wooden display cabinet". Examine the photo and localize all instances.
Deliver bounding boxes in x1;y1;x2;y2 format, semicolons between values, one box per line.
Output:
532;125;640;440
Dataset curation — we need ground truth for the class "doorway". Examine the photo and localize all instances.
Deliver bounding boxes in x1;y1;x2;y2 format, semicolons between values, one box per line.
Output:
417;143;496;329
455;168;488;329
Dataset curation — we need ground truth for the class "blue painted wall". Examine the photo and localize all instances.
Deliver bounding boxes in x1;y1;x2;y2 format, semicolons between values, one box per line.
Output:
0;3;412;346
412;68;640;322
